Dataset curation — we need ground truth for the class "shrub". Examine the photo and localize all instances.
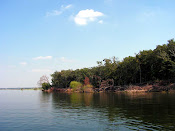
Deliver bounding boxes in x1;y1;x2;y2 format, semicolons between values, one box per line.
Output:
82;84;93;92
85;84;93;88
82;84;94;92
42;83;51;90
70;81;82;90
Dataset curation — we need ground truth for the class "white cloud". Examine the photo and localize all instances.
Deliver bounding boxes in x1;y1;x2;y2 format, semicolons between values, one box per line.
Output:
98;20;103;24
65;4;72;9
60;57;74;63
74;9;104;25
46;4;72;17
32;69;52;72
33;56;52;60
20;62;27;66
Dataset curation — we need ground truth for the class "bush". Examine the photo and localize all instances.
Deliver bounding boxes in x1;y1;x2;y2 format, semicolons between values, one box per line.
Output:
42;83;51;90
70;81;82;90
82;84;94;92
85;84;93;88
82;84;93;89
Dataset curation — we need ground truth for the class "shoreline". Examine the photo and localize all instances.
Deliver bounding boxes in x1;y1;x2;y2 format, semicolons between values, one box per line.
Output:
0;88;42;90
42;83;175;93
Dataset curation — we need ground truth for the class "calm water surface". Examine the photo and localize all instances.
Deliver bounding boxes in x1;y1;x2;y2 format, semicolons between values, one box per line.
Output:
0;90;175;130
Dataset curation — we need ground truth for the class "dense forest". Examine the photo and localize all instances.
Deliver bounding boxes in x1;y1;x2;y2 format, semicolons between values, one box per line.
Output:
50;39;175;89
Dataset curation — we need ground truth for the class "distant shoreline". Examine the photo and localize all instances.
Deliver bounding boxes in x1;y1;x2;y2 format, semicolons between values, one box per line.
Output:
0;87;42;90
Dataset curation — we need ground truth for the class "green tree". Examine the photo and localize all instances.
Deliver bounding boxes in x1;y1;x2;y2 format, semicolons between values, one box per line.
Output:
70;81;82;90
42;83;51;90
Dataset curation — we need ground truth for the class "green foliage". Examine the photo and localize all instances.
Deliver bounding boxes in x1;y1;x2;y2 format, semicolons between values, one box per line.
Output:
86;84;93;88
82;84;94;92
70;81;82;90
42;83;51;90
82;84;93;90
51;70;75;88
50;39;175;87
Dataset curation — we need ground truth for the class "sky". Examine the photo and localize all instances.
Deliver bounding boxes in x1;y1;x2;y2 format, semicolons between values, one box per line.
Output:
0;0;175;88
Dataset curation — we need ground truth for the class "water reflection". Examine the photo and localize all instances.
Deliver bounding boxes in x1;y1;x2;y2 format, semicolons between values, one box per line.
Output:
40;92;52;104
42;92;175;130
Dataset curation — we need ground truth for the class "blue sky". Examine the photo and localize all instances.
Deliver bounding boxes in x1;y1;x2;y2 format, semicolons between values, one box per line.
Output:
0;0;175;88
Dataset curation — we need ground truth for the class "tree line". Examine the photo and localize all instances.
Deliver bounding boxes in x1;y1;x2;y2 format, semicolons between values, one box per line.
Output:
50;39;175;88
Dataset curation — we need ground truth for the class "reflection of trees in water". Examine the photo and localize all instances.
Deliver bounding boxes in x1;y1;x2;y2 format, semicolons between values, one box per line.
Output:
70;93;83;106
91;92;175;129
53;93;94;107
44;92;175;129
52;93;71;109
83;93;93;106
69;93;94;106
70;93;94;106
108;92;175;129
39;92;52;109
40;92;52;103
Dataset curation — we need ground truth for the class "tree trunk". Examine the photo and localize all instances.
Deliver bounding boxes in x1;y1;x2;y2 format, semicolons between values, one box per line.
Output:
139;64;142;84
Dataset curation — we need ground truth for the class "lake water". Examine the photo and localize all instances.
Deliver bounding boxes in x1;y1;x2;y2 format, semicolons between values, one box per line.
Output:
0;90;175;130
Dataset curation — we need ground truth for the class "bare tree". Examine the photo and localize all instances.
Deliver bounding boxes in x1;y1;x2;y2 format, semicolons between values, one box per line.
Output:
37;75;49;87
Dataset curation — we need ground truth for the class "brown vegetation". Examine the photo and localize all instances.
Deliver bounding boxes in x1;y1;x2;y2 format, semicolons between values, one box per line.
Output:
42;77;175;93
